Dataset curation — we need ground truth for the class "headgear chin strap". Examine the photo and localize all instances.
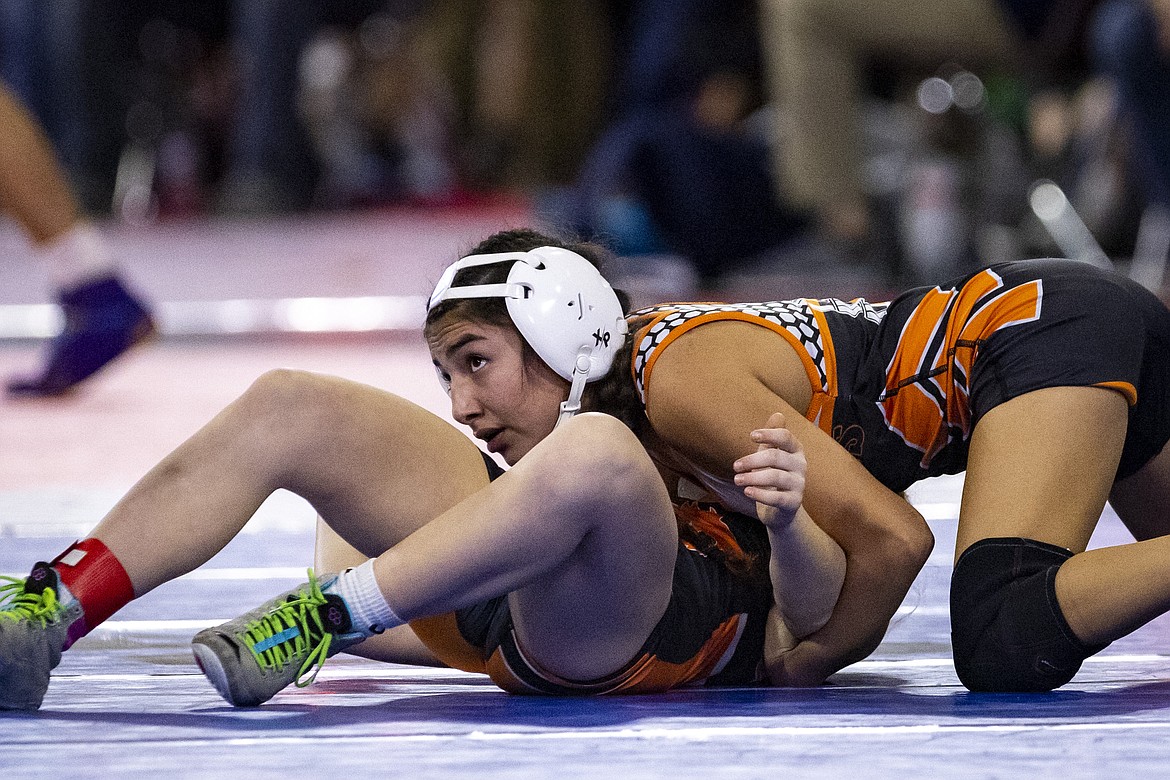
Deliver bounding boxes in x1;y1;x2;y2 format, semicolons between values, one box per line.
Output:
429;246;627;426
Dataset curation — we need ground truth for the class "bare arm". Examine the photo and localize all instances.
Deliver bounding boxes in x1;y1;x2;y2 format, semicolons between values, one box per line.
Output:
733;413;845;639
645;322;934;686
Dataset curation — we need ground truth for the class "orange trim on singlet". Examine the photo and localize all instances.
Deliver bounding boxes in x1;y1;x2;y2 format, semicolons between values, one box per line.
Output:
882;270;1044;465
882;288;956;461
944;272;1043;435
408;613;487;674
484;614;745;695
1094;380;1139;405
633;309;833;433
676;502;741;553
805;300;839;432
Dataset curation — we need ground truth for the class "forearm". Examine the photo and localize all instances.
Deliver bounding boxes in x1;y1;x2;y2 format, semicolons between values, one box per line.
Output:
769;513;933;686
766;506;846;639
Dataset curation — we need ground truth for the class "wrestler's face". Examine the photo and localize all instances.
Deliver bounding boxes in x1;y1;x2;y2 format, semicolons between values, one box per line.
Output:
428;315;568;465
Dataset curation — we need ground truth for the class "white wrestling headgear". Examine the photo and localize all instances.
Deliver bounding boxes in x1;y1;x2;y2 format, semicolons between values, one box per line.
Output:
428;245;628;426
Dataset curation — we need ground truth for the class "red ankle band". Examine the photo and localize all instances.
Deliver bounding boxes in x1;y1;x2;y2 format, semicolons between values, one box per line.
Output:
50;538;135;633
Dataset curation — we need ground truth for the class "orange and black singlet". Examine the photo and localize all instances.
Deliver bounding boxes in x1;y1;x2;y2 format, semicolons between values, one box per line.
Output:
408;454;774;695
632;258;1170;493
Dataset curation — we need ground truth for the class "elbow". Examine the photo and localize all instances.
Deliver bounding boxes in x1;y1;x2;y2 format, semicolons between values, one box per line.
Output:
880;505;934;575
780;607;834;643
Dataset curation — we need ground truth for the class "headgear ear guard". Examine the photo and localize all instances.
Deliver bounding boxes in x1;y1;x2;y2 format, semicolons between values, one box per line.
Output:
428;246;628;426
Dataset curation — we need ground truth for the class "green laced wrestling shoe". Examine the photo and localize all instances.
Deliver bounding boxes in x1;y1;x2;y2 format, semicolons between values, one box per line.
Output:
0;563;82;711
191;570;365;707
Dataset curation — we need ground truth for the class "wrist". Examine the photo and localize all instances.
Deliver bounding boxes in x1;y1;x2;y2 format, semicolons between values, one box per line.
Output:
757;502;798;529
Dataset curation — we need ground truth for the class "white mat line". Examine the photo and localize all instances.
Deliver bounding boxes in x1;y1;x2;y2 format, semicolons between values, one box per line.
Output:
5;570;946;590
54;666;477;682
64;604;941;635
178;567;309;580
849;654;1168;669
0;295;428;339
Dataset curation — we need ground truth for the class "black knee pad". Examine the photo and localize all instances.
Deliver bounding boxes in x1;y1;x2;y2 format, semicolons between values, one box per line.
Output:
950;537;1109;692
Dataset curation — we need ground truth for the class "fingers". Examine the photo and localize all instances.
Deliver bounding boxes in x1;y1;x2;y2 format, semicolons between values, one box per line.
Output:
733;413;807;516
738;480;805;513
734;462;806;491
737;419;803;472
734;446;805;479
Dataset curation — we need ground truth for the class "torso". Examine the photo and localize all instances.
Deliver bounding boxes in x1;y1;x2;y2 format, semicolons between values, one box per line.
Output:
629;259;1158;497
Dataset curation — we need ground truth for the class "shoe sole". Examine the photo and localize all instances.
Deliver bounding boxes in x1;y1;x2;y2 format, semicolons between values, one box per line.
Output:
191;641;243;707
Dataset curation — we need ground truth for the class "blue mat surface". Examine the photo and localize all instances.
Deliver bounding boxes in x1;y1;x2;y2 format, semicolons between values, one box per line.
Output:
5;512;1170;779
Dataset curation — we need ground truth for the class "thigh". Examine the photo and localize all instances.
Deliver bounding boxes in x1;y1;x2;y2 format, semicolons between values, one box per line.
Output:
956;386;1130;560
502;415;680;681
1110;438;1170;540
287;373;495;557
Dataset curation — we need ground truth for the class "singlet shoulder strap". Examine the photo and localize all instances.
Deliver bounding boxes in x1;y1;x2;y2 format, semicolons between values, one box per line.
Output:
628;300;840;430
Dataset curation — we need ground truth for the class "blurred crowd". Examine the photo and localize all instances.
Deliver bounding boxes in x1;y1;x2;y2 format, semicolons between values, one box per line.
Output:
3;0;1169;288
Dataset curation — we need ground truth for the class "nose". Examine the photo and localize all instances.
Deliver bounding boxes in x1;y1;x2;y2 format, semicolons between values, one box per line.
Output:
448;376;482;426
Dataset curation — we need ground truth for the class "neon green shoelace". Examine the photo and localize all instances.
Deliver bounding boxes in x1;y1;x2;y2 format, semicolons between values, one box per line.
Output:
0;576;62;626
237;570;336;688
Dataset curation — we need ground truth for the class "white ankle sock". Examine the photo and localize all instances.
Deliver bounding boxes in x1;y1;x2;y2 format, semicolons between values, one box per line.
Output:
328;559;404;636
40;222;116;291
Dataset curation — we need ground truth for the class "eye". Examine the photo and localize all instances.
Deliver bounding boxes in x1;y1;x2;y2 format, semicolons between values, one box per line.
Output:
468;355;487;372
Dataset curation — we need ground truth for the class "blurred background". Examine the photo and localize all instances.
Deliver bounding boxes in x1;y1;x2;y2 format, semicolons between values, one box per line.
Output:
0;0;1165;306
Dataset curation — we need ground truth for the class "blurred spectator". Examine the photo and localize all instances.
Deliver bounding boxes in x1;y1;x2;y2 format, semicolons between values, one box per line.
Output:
412;0;610;193
0;81;155;397
758;0;1026;277
762;2;1170;273
1089;0;1170;208
2;1;615;218
296;9;460;208
214;0;324;214
563;0;808;285
0;1;103;210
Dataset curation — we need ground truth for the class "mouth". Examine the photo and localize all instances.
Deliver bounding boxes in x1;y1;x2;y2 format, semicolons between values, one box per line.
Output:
475;427;505;453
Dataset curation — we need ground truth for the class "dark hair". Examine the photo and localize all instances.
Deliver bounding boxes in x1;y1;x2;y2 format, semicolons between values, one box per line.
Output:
427;228;758;580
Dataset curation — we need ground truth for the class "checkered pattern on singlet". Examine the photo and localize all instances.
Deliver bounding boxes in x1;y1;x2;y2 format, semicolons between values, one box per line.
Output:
630;301;833;403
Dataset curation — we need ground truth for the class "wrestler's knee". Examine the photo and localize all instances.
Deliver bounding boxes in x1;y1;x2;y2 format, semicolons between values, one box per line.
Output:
552;413;645;470
235;369;373;465
950;538;1108;692
540;413;664;510
244;369;375;434
243;368;331;411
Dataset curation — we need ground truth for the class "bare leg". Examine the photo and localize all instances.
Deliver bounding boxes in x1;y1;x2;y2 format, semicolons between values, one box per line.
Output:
88;369;490;596
959;385;1170;645
1108;438;1170;542
314;519;445;667
759;0;1015;217
374;413;679;681
0;82;78;243
0;82;156;398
